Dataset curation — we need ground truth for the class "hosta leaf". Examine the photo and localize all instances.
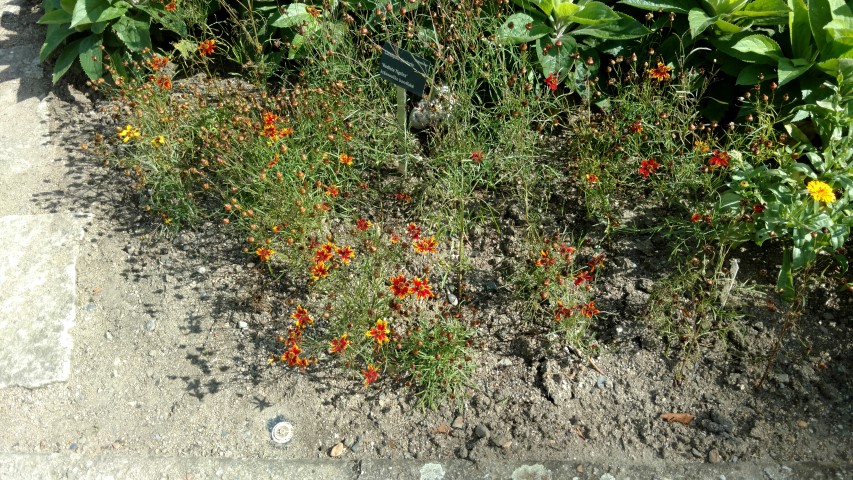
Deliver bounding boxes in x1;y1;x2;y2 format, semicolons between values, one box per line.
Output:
52;37;82;83
70;0;131;28
112;14;151;52
617;0;688;14
40;23;75;61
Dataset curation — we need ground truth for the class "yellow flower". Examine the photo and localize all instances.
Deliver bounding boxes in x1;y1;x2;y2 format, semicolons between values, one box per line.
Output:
151;135;166;147
807;180;836;203
117;124;141;143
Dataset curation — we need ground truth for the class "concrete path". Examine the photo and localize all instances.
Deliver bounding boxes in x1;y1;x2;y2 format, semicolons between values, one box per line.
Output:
0;0;89;389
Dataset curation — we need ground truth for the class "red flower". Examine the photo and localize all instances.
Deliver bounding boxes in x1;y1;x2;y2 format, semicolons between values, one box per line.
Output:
263;111;278;125
164;1;176;11
256;247;275;262
362;364;380;386
691;213;702;223
471;150;484;163
389;233;401;244
638;158;661;177
558;243;576;260
544;73;558;91
365;319;390;345
389;274;410;298
573;269;594;286
647;62;672;81
154;76;172;90
198;39;216;56
708;150;730;168
291;305;314;329
311;261;330;280
554;300;574;320
585;173;598;184
356;218;372;231
325;184;339;198
313;243;335;263
394;193;411;203
281;344;302;367
328;333;351;354
753;203;765;214
405;223;421;240
340;153;353;166
413;236;437;254
148;55;169;71
629;118;643;134
535;250;555;268
410;276;434;299
580;301;600;318
336;245;355;265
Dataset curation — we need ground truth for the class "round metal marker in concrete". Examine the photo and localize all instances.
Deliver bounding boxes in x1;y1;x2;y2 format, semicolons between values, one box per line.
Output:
271;421;294;445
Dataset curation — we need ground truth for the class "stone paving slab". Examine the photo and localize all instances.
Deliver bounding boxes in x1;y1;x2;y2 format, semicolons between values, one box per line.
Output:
0;453;850;480
0;213;90;388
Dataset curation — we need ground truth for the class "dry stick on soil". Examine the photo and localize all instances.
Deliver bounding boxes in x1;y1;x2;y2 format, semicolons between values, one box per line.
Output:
588;356;605;375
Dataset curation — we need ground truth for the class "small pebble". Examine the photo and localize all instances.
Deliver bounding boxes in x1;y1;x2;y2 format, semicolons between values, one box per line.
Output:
576;464;584;473
452;416;464;429
708;448;722;463
238;321;248;330
797;420;807;429
145;319;156;332
104;331;113;340
474;424;489;439
330;442;345;457
596;376;609;389
148;350;157;357
198;266;208;275
454;446;468;459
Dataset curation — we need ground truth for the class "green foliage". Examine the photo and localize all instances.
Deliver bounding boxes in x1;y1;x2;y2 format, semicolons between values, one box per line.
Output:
39;0;188;83
497;0;650;90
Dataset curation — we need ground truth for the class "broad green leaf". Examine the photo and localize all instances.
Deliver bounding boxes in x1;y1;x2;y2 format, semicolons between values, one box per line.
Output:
776;249;795;303
784;122;811;145
713;18;743;33
809;0;835;52
722;33;783;64
553;2;579;21
52;37;82;83
568;2;621;26
788;0;814;60
271;3;316;29
38;9;72;24
497;13;551;44
77;34;102;80
288;33;306;59
572;13;650;39
536;35;577;79
732;0;788;25
40;23;75;61
735;63;774;84
829;224;849;250
60;0;76;13
718;190;743;212
70;0;131;28
513;0;554;16
112;14;151;52
688;8;716;38
44;0;62;10
777;57;813;86
617;0;688;14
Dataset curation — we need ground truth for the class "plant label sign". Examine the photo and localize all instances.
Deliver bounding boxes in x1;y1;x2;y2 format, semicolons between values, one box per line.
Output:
379;42;432;97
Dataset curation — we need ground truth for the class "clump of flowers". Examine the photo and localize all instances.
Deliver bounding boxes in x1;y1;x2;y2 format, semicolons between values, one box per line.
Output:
708;150;730;169
516;235;603;351
197;39;216;56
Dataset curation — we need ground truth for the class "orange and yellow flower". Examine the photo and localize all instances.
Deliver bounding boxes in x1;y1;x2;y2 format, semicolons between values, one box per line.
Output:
291;305;313;329
328;333;351;354
311;261;330;280
410;276;434;299
647;62;672;81
336;245;355;265
389;274;410;298
339;153;353;166
413;236;438;254
362;364;379;386
198;39;216;56
256;247;275;262
580;301;600;318
366;319;390;344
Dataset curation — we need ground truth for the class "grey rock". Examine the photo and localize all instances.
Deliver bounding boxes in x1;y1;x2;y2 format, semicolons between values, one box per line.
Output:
539;359;573;405
596;376;610;389
452;416;464;429
343;436;355;448
474;424;490;439
145;319;156;332
350;436;362;453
